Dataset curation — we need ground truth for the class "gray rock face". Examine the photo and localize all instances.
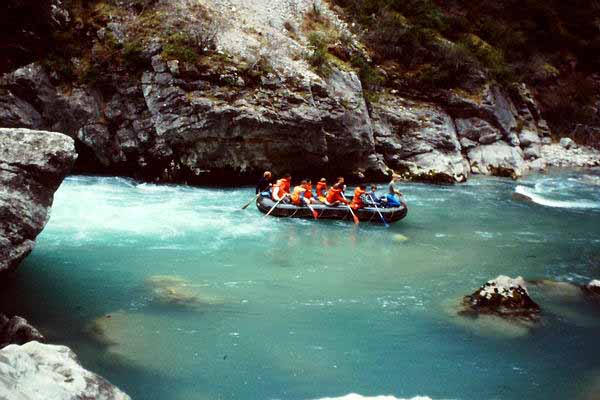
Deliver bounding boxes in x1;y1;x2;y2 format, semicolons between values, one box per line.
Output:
372;96;469;183
468;142;526;178
0;341;130;400
0;59;572;184
0;315;44;348
0;128;77;274
455;117;502;145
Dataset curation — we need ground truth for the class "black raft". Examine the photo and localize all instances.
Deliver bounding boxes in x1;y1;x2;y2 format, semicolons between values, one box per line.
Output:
256;196;408;224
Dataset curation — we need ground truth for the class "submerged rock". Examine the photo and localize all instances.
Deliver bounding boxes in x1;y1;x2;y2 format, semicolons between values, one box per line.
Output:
460;276;540;322
86;310;180;373
0;128;77;274
146;275;198;306
392;234;409;242
527;279;583;300
0;341;130;400
146;275;220;307
526;279;600;327
0;314;44;348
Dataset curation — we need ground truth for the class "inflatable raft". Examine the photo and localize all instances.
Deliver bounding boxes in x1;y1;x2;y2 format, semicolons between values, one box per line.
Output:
256;196;408;223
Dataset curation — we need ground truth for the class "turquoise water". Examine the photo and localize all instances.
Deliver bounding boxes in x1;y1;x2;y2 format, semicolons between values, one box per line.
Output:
2;171;600;400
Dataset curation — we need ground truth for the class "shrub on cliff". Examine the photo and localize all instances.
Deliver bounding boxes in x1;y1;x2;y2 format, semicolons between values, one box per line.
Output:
306;32;334;77
333;0;600;139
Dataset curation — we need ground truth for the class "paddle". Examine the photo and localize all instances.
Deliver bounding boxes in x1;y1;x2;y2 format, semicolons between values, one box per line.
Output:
368;195;389;227
346;204;360;225
304;199;319;220
265;195;287;217
241;193;260;210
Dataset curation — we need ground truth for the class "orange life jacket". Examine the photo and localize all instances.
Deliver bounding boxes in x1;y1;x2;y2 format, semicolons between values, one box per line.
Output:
291;185;306;205
304;183;313;199
272;178;291;200
350;187;366;209
326;188;348;204
316;182;327;198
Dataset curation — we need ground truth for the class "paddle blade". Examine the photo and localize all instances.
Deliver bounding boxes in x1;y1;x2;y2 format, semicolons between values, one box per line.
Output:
311;209;319;220
352;214;360;224
242;194;260;210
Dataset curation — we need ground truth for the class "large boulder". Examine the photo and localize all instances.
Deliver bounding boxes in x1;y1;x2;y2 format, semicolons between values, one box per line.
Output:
0;128;77;274
0;315;44;348
461;276;541;321
0;341;130;400
467;141;526;178
455;117;503;145
582;280;600;302
559;137;577;149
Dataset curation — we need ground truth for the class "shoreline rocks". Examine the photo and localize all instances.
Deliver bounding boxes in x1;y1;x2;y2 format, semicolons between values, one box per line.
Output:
0;128;77;275
0;314;45;348
0;341;130;400
540;143;600;169
460;276;541;322
0;314;130;400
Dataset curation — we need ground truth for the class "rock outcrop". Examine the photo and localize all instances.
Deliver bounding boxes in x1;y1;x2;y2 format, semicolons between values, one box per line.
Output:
0;0;587;184
0;128;77;274
0;314;45;348
371;96;469;183
582;280;600;302
0;341;130;400
460;276;541;321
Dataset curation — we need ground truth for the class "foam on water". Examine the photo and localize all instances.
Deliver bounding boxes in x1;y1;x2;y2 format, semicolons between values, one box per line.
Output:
48;176;274;245
514;185;600;209
314;395;434;400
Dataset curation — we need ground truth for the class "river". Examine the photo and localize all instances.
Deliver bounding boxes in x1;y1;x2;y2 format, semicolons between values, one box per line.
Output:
2;170;600;400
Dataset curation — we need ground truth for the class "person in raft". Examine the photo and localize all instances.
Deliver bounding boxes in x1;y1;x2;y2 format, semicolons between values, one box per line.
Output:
256;171;273;197
315;178;328;203
303;179;320;204
382;174;404;207
325;183;350;206
272;173;292;203
365;184;381;206
350;184;367;209
291;180;309;206
334;176;350;202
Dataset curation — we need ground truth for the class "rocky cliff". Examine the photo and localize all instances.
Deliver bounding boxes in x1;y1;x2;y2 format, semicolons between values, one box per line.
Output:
0;0;598;184
0;341;130;400
0;128;77;274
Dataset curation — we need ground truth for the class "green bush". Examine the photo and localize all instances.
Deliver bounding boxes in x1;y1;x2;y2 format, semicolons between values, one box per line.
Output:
306;32;333;77
162;32;198;63
351;54;383;92
122;40;147;69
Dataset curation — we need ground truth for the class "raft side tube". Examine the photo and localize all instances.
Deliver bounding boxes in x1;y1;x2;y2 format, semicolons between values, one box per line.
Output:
256;196;407;223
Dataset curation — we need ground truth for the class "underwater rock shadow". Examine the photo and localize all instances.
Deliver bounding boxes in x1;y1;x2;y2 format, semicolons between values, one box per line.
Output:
145;275;224;310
